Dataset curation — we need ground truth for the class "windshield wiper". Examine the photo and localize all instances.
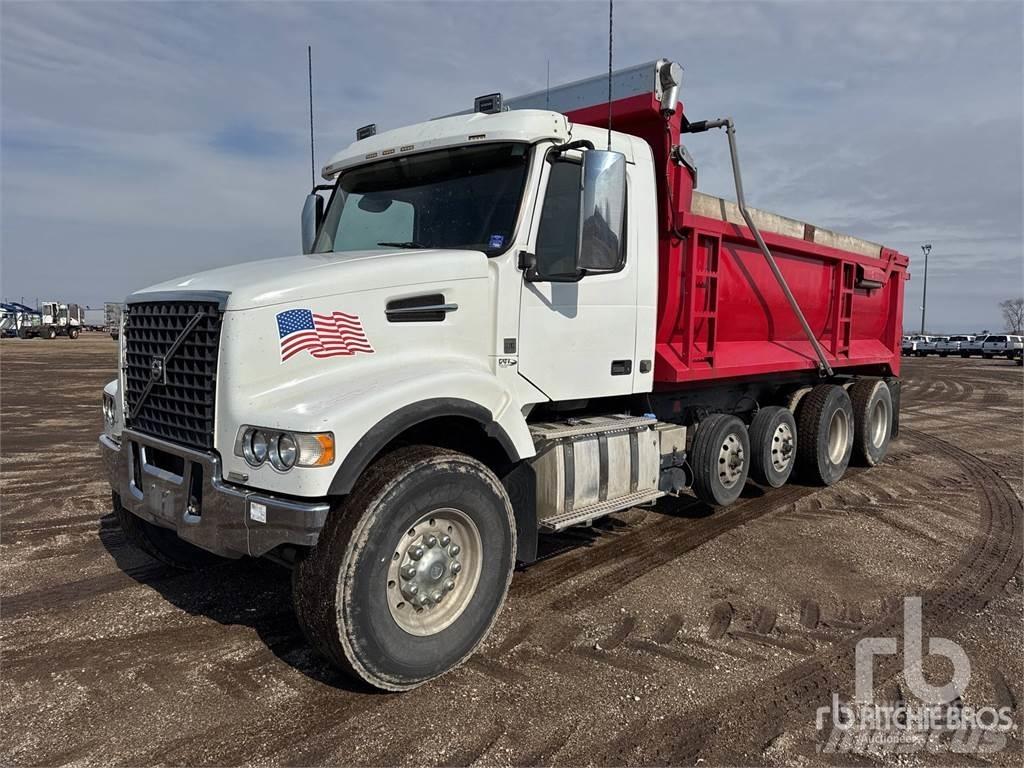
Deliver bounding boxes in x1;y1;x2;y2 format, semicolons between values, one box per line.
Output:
377;241;430;249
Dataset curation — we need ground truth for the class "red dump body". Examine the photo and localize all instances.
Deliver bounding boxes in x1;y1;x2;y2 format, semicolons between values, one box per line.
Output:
567;94;909;385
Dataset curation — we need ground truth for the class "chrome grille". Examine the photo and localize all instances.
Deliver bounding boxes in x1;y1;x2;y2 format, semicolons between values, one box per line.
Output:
123;301;223;450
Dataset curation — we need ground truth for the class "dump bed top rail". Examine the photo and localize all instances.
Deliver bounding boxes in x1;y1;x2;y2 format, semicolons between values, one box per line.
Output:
690;192;884;260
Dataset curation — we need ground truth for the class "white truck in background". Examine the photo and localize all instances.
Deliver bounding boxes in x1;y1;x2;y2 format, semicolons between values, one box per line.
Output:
16;301;83;339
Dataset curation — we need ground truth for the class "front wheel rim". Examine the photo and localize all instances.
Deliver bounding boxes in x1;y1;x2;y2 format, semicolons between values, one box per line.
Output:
386;508;482;637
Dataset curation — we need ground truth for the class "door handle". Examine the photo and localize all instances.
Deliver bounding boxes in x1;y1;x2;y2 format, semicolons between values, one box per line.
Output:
386;294;457;322
610;360;632;376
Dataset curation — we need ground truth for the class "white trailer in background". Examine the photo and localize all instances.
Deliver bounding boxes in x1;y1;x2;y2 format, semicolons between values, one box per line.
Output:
105;303;124;340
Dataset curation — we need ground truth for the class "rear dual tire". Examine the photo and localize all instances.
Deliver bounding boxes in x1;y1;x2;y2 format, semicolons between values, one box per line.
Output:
293;446;515;691
795;384;854;485
849;379;893;467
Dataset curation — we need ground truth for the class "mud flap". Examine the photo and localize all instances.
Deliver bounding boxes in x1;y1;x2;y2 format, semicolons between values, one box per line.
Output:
501;462;537;565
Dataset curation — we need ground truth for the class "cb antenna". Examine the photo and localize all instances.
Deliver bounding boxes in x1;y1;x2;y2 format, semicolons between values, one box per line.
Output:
606;0;613;150
307;45;316;188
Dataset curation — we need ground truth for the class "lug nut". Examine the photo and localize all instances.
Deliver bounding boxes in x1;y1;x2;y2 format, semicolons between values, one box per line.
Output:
409;546;425;560
450;561;462;575
443;579;455;592
425;534;437;548
449;544;460;556
401;565;417;580
431;590;443;603
440;535;451;547
406;583;418;596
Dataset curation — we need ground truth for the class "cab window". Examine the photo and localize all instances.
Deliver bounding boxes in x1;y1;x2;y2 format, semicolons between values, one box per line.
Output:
534;158;582;279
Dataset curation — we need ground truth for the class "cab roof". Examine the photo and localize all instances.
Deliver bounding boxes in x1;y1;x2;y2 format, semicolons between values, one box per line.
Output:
321;110;571;180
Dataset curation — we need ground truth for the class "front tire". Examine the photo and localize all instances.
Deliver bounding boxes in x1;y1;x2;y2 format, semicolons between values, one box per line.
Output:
749;406;797;488
293;446;515;691
691;414;750;506
68;327;80;339
44;326;57;339
795;384;854;485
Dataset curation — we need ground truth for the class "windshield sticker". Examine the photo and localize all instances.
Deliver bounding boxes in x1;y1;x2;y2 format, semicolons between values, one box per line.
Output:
277;308;374;362
488;234;505;249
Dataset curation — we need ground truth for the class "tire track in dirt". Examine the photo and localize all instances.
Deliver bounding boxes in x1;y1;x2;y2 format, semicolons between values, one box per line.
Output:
591;427;1023;765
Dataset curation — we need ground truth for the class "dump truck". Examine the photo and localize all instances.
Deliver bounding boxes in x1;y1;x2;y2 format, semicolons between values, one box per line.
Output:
100;59;908;691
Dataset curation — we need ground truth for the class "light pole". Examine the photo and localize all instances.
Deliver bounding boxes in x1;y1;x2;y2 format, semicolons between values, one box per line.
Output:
920;243;932;334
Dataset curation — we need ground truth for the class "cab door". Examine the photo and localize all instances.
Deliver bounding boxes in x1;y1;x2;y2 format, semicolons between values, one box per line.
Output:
517;150;638;402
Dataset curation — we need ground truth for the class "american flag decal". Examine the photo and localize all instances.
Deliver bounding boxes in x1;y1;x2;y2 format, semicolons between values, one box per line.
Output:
276;308;374;362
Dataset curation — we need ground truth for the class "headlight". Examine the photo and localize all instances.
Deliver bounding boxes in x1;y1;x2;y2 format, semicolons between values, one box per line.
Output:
102;393;115;426
235;426;334;471
241;428;270;467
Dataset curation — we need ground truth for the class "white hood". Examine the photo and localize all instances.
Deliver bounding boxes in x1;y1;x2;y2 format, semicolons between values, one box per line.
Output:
129;248;489;310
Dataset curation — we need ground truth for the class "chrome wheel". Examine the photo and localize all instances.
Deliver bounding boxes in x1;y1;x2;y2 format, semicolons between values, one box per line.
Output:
827;407;850;464
718;433;746;489
387;508;482;637
770;422;795;472
869;397;890;449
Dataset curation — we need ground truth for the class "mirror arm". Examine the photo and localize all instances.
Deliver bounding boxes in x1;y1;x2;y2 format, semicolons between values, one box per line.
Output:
518;251;540;282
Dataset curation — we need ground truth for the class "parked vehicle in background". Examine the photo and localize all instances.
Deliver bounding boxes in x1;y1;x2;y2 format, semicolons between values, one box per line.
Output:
982;335;1024;359
99;58;908;691
936;335;974;357
962;335;989;357
902;335;933;356
919;337;946;356
105;303;124;340
16;301;83;339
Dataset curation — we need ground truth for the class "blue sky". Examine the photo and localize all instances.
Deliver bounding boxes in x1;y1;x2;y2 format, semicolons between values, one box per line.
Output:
2;0;1021;333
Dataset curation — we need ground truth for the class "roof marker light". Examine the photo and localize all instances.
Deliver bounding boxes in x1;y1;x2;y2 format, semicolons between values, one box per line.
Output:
474;93;503;114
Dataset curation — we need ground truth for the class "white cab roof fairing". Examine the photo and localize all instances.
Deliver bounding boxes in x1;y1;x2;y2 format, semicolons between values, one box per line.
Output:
322;110;572;179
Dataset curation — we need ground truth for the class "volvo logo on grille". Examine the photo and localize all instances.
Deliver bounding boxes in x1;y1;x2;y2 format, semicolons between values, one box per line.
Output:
150;357;165;383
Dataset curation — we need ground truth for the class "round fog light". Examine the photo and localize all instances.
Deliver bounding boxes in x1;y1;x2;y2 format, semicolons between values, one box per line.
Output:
271;433;298;471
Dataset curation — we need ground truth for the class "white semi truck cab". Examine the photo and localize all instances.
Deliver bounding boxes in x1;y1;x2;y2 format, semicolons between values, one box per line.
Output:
100;59;904;690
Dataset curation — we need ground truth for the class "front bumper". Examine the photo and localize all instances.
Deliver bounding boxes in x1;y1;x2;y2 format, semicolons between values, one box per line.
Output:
100;429;330;559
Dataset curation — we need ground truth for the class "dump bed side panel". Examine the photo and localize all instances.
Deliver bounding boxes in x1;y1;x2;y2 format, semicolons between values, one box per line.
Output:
566;95;909;387
654;211;907;383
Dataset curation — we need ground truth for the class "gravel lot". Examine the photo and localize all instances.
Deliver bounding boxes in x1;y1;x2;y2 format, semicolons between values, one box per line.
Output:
2;335;1021;766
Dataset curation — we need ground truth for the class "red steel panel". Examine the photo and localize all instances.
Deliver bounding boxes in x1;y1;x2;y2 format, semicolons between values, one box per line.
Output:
567;97;908;386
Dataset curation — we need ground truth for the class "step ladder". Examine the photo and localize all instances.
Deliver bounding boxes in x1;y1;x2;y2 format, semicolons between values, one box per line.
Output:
832;262;855;358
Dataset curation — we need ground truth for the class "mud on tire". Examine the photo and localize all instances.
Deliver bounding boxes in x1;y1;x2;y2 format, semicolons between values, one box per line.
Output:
112;492;225;570
293;445;516;691
795;384;853;485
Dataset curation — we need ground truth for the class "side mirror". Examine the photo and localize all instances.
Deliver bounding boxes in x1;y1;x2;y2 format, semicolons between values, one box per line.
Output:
301;193;325;254
576;150;626;273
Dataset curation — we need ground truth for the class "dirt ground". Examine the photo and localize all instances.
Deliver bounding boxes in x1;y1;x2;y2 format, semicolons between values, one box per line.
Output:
2;334;1022;767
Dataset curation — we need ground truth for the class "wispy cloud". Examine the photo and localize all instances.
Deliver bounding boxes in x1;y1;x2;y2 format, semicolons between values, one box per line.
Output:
1;0;1021;332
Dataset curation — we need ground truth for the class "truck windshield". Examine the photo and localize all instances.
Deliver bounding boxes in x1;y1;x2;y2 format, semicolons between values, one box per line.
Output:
313;142;530;255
